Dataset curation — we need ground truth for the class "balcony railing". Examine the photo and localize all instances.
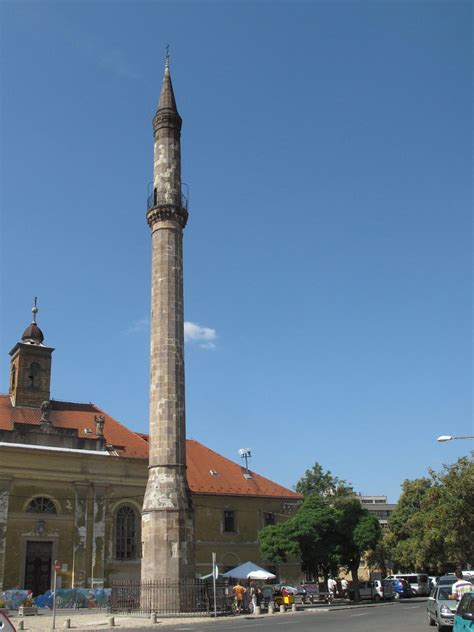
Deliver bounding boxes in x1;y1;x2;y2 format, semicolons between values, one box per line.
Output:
147;190;188;211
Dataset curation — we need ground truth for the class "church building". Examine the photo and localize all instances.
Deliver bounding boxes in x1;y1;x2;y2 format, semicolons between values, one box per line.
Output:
0;309;301;595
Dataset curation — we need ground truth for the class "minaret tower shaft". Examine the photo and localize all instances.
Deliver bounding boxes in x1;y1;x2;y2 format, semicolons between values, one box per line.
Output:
141;57;195;582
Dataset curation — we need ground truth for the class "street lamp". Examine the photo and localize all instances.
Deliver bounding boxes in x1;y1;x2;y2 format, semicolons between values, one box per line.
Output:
437;435;474;442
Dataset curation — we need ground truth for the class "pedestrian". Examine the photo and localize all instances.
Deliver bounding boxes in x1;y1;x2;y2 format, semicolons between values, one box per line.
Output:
328;577;337;598
233;581;247;613
250;584;261;610
449;570;472;602
341;577;349;598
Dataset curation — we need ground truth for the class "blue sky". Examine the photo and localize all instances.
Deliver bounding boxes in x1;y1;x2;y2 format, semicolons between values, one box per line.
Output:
1;1;471;502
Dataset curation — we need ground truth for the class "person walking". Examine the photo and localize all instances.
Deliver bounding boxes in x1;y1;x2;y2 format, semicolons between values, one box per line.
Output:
341;577;349;599
449;570;472;602
250;584;261;611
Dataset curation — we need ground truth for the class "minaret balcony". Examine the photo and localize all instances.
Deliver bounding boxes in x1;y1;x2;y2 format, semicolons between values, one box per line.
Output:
147;190;188;211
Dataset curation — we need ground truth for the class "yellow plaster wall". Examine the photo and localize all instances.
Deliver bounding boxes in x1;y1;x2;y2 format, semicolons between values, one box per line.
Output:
0;445;301;588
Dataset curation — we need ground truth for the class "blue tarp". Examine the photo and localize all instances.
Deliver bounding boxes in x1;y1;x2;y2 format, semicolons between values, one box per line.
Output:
222;561;273;579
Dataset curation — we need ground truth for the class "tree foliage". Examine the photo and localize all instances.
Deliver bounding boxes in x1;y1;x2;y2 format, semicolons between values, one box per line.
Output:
259;490;381;597
295;462;353;498
385;455;474;572
259;495;340;577
332;496;381;599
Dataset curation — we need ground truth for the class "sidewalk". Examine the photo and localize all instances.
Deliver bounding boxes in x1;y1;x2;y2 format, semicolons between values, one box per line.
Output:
6;610;210;631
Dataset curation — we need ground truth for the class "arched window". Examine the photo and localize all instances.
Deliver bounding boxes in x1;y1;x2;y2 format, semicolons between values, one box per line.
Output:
115;505;138;560
26;497;57;514
27;362;40;388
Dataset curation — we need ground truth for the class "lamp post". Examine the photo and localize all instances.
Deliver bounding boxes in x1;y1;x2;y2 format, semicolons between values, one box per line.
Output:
437;435;474;442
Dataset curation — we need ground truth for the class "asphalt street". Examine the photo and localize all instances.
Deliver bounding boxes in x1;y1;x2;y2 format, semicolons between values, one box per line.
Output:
118;600;430;632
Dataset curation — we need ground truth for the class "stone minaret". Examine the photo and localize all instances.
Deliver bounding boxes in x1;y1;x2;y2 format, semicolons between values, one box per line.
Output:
141;56;195;582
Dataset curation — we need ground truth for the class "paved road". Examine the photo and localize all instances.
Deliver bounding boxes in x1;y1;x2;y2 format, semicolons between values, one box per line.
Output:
117;600;430;632
8;600;430;631
182;602;428;632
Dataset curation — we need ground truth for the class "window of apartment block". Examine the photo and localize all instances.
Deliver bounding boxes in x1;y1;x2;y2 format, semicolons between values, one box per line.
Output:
264;512;275;526
224;510;235;532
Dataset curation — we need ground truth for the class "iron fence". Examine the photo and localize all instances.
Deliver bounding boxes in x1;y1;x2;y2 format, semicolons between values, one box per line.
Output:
110;578;233;616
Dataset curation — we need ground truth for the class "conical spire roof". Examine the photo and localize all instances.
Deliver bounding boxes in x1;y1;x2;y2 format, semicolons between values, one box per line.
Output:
157;60;179;113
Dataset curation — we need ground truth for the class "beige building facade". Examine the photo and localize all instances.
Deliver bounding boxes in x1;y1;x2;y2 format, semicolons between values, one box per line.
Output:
0;314;301;595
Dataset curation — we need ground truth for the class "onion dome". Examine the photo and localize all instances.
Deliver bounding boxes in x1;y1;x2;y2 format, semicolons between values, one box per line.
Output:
21;298;44;344
21;322;44;345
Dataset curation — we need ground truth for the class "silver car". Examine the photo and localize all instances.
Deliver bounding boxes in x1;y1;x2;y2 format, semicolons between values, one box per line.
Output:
427;584;457;630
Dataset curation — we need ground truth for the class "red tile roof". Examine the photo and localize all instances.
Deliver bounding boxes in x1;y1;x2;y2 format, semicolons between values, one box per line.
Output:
0;395;299;499
0;394;148;459
186;439;300;499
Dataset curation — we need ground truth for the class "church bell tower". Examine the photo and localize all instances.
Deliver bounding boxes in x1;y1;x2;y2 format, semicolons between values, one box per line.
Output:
9;299;54;409
141;55;195;582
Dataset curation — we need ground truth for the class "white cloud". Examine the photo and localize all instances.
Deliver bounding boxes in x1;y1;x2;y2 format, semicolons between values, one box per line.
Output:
184;322;217;349
126;318;217;349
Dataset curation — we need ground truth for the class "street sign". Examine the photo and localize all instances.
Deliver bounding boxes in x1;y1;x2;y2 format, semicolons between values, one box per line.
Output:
54;560;61;572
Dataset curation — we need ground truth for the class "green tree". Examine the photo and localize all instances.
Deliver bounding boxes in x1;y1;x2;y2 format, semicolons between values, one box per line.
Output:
260;494;381;600
385;455;474;572
295;462;353;498
427;455;474;567
259;495;340;579
333;497;382;601
384;477;432;571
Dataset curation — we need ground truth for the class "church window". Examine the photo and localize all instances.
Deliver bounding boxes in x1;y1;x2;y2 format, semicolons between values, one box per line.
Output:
26;497;57;514
10;364;17;392
224;510;235;532
115;505;138;560
27;362;40;388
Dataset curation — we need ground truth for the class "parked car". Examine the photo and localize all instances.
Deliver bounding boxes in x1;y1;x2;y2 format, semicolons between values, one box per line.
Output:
348;581;389;602
453;591;474;631
297;583;322;604
373;579;394;601
427;584;458;630
386;573;430;596
387;577;413;599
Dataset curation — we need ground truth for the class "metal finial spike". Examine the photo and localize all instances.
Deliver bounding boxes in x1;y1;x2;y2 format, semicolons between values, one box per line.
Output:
32;297;39;323
165;44;170;74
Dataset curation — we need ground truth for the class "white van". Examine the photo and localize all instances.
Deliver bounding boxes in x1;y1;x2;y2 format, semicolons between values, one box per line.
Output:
349;580;393;601
387;574;430;596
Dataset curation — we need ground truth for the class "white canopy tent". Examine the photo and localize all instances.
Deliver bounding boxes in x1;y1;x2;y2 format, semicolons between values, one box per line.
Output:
247;569;276;580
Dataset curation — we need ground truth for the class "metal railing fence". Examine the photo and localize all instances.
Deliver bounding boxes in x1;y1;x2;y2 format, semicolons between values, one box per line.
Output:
146;190;188;211
110;578;233;616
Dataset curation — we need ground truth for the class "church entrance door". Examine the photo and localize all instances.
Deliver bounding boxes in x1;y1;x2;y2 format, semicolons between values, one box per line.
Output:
24;541;53;596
